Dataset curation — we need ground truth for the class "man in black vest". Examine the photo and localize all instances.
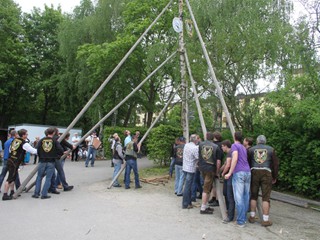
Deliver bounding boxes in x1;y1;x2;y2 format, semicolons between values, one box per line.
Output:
112;136;124;187
33;127;65;199
174;137;186;195
2;129;37;201
198;132;222;214
124;135;141;189
248;135;279;227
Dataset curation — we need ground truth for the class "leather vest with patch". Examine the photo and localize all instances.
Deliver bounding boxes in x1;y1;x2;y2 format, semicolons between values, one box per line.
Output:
37;137;57;161
9;138;26;165
198;140;218;172
174;144;185;166
113;142;123;160
125;141;137;159
249;144;273;169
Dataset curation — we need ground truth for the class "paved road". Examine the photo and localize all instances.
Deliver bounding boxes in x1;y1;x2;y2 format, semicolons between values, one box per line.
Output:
1;158;319;240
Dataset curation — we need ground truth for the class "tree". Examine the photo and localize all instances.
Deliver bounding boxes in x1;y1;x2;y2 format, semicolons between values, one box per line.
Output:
187;0;295;130
22;6;65;124
0;0;29;127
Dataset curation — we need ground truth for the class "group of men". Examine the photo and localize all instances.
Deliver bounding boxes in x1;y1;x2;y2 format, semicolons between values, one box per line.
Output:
173;131;279;228
110;130;142;189
1;128;74;201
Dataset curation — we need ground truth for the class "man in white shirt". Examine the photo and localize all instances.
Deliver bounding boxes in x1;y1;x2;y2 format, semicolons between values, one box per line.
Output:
71;133;80;162
182;134;199;209
124;130;132;147
85;131;100;167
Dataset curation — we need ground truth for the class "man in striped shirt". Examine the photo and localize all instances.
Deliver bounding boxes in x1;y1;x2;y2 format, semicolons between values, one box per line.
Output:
182;134;199;209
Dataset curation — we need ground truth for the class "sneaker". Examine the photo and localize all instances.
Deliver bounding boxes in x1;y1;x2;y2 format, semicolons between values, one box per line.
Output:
182;204;194;209
206;207;214;212
113;184;122;188
32;194;40;199
176;193;183;197
222;218;232;224
234;222;246;228
125;186;130;189
48;189;60;194
248;216;256;223
135;185;142;189
209;200;219;207
261;220;273;227
200;208;213;214
41;195;51;199
64;186;74;191
2;194;13;201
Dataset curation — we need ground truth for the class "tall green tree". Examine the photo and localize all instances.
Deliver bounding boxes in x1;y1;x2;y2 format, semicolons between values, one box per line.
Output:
0;0;29;127
187;0;295;131
22;6;65;124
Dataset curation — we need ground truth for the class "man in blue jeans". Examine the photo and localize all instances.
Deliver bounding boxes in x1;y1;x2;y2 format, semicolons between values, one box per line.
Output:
182;134;199;209
225;132;251;227
112;136;124;187
124;135;142;189
0;130;21;193
33;127;64;199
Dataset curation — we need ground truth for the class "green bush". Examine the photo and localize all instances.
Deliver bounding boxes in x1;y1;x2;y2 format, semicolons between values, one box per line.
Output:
147;124;182;166
251;75;320;199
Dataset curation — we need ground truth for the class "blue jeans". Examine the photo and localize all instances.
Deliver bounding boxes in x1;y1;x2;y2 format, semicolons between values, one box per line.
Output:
50;159;69;190
232;171;251;225
55;159;65;187
191;169;203;200
182;171;195;208
125;159;140;188
85;146;97;167
0;160;21;190
223;177;235;221
169;158;175;177
34;162;55;197
112;160;122;186
174;165;185;194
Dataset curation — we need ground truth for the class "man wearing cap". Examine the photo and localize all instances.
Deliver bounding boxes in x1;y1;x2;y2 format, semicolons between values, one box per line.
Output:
248;135;279;227
112;135;124;187
85;131;100;167
71;132;80;162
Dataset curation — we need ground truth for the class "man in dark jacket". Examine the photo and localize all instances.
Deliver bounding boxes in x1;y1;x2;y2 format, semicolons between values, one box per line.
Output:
248;135;279;227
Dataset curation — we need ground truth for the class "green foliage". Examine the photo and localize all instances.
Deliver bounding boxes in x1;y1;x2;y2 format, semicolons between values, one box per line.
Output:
147;124;182;166
253;74;320;199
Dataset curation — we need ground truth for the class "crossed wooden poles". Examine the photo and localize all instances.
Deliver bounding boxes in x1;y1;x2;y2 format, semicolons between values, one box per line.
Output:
12;0;261;221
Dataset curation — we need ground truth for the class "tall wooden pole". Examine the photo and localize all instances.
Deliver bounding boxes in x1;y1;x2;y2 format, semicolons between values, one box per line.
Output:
179;0;189;142
185;0;235;137
184;50;207;140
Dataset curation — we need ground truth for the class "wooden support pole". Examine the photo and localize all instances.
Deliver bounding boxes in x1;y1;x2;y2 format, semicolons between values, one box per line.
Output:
179;0;189;142
215;178;227;220
13;166;38;199
185;0;235;137
108;89;179;189
14;51;176;197
25;180;36;193
184;50;207;139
